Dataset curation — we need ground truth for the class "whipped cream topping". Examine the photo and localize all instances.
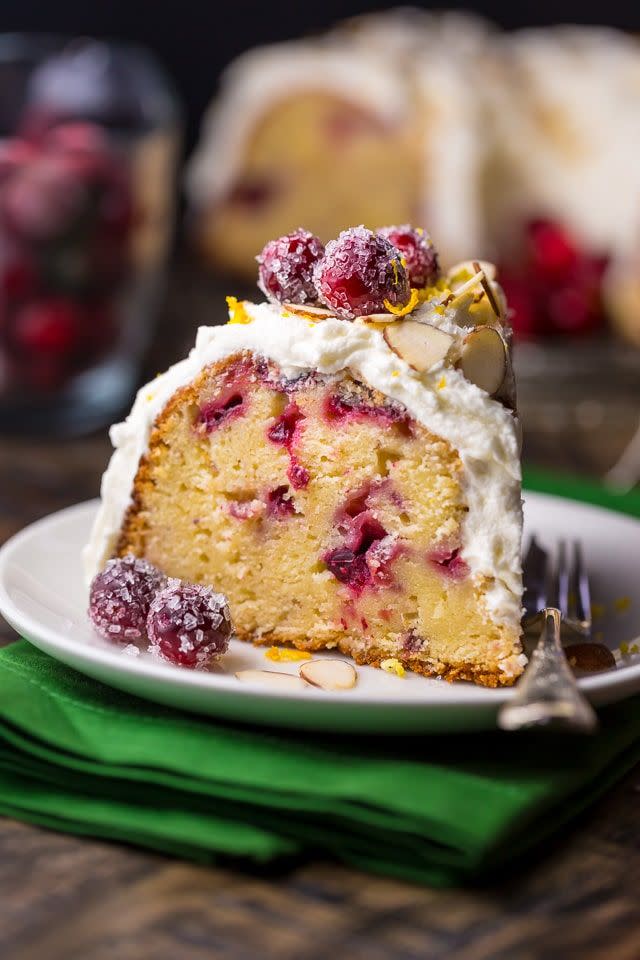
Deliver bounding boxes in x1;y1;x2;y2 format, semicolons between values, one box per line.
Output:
85;301;523;634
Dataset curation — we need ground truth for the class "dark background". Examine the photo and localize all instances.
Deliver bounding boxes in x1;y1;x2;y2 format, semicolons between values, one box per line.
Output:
2;0;638;147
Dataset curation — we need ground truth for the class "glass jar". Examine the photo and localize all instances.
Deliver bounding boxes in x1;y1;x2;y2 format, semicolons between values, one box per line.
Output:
0;35;181;435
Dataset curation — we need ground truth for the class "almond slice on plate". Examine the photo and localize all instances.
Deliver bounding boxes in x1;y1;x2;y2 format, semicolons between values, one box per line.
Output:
299;659;357;691
235;669;307;690
283;303;334;320
384;320;454;372
458;326;507;396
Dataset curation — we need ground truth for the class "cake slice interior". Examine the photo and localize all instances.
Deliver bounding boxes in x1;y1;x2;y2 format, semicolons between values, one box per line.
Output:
116;353;522;686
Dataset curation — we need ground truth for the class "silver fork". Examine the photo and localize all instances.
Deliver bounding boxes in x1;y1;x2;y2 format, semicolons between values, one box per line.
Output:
498;537;598;733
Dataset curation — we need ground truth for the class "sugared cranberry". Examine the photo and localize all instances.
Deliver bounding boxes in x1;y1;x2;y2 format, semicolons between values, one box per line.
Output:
377;225;439;287
147;581;232;669
10;298;83;355
197;390;245;432
257;229;325;305
314;226;410;319
89;555;166;642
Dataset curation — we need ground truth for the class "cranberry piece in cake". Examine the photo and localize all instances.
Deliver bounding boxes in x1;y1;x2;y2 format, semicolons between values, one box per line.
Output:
257;228;325;305
313;226;410;319
89;555;166;642
147;581;232;668
377;225;440;287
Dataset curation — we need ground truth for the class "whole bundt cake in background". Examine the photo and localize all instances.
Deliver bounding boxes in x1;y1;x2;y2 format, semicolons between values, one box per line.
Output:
186;10;640;343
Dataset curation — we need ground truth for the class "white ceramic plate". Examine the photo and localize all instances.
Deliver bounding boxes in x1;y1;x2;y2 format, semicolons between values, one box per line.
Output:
0;495;639;733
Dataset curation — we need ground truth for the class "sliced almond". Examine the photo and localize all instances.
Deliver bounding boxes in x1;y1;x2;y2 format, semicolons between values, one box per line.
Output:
458;326;507;396
235;669;307;690
283;303;334;320
472;261;501;319
299;659;357;691
362;312;398;323
384;320;454;372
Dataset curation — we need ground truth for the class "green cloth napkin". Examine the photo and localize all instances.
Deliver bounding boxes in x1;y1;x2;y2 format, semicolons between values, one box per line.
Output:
0;469;638;887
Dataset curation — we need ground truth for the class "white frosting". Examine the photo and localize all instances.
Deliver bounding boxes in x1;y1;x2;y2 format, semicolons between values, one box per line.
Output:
84;302;523;631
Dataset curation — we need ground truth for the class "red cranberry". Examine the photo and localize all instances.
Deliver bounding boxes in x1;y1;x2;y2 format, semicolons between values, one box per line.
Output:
547;286;601;337
324;548;372;591
11;298;83;355
89;555;166;643
429;546;469;580
0;139;38;182
314;226;410;319
324;511;389;594
324;390;411;430
526;220;577;281
257;229;325;305
0;257;38;302
377;224;439;287
44;122;107;156
197;390;245;432
499;273;547;340
267;401;304;446
147;581;232;668
288;461;310;489
267;485;296;517
1;154;87;240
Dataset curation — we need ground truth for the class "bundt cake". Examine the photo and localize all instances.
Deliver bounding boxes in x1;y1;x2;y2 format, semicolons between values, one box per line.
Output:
86;225;524;686
186;11;640;343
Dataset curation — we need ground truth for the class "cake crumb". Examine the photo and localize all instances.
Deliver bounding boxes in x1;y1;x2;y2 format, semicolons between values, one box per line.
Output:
614;596;631;614
437;376;447;390
122;644;140;657
265;646;312;662
381;657;405;678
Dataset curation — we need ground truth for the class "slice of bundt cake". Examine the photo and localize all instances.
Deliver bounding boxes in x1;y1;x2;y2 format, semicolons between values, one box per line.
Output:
86;225;524;686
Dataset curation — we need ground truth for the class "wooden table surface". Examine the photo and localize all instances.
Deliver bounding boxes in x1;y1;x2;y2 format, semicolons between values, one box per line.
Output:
1;262;639;960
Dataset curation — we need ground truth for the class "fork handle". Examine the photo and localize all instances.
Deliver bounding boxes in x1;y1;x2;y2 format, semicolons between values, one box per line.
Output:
498;607;599;733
